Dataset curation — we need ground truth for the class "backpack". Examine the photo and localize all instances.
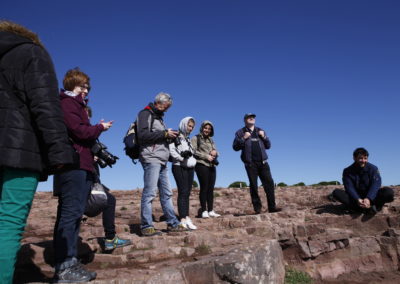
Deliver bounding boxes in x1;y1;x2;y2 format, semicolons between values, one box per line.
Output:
123;109;154;163
123;121;140;162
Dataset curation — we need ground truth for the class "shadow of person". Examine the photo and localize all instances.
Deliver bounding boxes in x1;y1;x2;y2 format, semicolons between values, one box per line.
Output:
129;223;142;236
314;203;362;219
13;243;51;284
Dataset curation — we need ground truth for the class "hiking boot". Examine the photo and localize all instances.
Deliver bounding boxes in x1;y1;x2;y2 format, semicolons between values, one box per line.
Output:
141;227;162;237
104;236;131;251
167;223;189;232
53;262;96;283
208;210;221;217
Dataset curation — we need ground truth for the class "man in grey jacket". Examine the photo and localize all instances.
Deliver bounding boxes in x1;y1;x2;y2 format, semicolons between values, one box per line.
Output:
233;113;281;214
136;92;186;236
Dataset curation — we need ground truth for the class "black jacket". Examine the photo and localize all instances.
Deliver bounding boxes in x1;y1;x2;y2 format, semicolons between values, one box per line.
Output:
0;30;75;179
232;126;271;164
342;162;382;201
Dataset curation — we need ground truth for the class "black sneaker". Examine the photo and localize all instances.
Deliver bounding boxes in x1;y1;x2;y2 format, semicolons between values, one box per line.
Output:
53;263;96;283
269;207;282;213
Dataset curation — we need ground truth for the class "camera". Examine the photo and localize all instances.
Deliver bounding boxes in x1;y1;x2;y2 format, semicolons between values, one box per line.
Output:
91;142;119;168
212;157;219;166
180;150;192;159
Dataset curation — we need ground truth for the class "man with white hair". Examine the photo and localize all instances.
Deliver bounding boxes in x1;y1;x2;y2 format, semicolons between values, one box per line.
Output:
136;92;186;236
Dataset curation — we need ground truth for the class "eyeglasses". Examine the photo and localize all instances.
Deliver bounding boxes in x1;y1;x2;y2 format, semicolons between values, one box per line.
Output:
79;85;91;91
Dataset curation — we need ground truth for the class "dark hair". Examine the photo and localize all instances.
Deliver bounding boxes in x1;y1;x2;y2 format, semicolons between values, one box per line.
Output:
63;68;91;91
353;147;369;158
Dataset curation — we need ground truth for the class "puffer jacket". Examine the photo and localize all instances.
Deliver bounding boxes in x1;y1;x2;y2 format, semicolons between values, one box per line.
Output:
137;103;170;165
169;117;197;168
0;29;75;178
191;121;218;167
59;90;104;172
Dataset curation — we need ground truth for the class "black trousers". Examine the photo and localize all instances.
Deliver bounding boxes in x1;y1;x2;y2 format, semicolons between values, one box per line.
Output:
195;163;216;212
103;190;116;240
53;170;93;267
172;165;194;219
332;187;394;210
245;161;276;211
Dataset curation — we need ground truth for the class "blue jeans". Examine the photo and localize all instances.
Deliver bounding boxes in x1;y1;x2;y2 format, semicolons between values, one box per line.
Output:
53;170;93;269
141;163;179;229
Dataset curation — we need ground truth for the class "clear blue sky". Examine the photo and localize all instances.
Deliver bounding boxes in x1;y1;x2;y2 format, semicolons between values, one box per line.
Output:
3;0;399;190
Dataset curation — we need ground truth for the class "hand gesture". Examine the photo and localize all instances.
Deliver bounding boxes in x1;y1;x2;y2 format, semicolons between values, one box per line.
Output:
167;128;178;139
243;132;251;139
258;130;265;138
207;155;215;162
100;119;114;131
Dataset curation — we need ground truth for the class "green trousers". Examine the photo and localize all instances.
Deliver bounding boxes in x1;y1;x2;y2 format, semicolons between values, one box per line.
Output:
0;168;39;284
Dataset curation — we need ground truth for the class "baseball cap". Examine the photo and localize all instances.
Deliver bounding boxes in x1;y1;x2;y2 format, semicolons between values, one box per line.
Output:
244;113;256;119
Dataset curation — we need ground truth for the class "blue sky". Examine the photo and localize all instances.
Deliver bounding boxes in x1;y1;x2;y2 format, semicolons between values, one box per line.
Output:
3;0;399;190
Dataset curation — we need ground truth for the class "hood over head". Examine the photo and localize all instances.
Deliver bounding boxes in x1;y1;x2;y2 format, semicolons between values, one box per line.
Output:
0;21;42;57
179;117;195;136
200;120;214;137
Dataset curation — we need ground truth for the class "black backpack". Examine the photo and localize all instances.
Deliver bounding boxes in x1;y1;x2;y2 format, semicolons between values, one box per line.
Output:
123;120;140;162
123;109;154;163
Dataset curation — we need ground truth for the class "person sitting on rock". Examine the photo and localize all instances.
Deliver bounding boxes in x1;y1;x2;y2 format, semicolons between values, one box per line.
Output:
331;147;394;213
232;113;281;214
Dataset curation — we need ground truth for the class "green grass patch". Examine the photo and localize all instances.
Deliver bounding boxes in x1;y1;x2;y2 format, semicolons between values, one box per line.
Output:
285;267;312;284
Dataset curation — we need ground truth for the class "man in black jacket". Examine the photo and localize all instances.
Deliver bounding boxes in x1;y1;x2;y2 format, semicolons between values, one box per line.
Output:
0;21;76;283
233;113;280;214
331;148;394;213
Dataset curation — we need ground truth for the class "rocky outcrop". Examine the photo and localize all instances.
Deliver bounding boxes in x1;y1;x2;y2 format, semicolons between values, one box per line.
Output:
15;185;400;283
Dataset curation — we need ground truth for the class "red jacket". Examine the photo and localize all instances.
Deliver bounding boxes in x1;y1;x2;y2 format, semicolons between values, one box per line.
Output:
59;90;104;172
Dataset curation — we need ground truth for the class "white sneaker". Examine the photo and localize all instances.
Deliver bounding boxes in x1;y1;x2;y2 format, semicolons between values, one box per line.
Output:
208;210;221;217
185;217;197;230
201;211;210;218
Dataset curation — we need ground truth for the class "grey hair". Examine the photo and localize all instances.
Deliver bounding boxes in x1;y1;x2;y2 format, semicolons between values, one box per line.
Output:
154;92;173;105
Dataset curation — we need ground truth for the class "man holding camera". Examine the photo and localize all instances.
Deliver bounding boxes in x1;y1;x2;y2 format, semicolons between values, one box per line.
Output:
233;113;280;214
136;92;186;236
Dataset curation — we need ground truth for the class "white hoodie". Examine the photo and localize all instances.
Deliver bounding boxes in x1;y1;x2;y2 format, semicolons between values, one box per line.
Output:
169;117;197;168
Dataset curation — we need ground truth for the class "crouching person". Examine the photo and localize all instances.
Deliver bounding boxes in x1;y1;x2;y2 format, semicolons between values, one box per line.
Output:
331;147;394;213
137;92;187;236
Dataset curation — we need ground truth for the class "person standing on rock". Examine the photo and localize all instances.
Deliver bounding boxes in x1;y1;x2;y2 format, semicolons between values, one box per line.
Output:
233;113;281;214
85;106;131;250
169;117;198;229
53;68;114;283
0;21;76;284
137;92;187;236
330;147;394;213
192;121;221;218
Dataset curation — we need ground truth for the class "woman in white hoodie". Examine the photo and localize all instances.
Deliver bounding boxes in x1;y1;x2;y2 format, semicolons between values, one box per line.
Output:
169;117;197;230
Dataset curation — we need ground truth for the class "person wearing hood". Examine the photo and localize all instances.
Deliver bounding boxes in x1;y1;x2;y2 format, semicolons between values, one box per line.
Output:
191;121;221;218
0;21;76;283
169;117;198;230
52;68;113;283
136;92;187;236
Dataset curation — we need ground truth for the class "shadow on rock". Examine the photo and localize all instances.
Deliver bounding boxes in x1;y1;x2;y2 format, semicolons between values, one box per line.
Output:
314;204;362;219
14;243;51;284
